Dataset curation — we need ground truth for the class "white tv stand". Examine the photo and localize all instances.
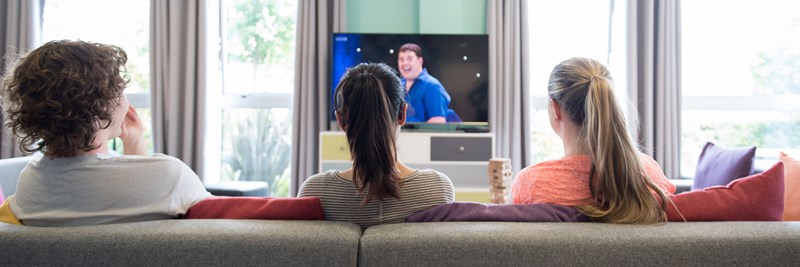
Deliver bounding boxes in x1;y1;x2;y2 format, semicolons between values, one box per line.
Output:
319;131;495;202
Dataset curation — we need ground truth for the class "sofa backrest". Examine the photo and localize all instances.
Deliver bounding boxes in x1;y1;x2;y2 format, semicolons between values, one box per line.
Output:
359;221;800;266
0;219;362;266
0;156;34;197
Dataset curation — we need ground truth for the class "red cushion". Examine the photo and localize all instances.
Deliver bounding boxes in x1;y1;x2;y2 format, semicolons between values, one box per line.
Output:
667;162;784;221
184;196;325;220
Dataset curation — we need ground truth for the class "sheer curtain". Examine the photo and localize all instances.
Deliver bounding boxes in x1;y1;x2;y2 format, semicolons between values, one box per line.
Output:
0;0;42;159
290;0;346;196
488;0;531;173
150;0;211;178
627;0;682;179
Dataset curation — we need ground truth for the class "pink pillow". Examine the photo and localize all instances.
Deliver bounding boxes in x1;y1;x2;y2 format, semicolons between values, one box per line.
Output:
0;184;4;204
779;152;800;221
666;162;784;221
184;196;325;220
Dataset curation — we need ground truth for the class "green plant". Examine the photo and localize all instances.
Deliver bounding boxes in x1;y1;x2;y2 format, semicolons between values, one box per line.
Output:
221;109;291;196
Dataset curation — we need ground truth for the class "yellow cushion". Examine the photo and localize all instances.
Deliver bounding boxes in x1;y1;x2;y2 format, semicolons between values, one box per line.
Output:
0;195;22;225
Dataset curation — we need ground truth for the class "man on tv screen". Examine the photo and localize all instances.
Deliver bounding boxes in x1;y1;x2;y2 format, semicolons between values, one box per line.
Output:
397;43;458;123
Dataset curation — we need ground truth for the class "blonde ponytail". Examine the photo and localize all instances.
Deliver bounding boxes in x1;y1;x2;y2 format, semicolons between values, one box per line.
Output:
548;57;668;224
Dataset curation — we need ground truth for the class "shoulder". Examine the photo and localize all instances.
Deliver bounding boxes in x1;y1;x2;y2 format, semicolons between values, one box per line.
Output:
416;169;452;183
109;154;188;170
103;154;197;180
418;71;444;87
412;169;454;191
637;153;661;167
305;170;338;183
298;170;340;195
517;156;590;177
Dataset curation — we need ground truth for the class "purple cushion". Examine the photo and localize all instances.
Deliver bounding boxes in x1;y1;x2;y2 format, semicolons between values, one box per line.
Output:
405;202;588;222
692;142;756;190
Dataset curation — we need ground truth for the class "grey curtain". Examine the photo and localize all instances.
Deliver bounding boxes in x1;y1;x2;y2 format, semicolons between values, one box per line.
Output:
628;0;682;179
150;0;209;178
290;0;345;196
1;0;42;159
488;0;531;173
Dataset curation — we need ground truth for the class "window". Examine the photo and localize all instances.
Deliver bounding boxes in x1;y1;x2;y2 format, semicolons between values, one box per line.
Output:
207;0;298;196
527;0;618;163
42;0;152;154
681;0;800;177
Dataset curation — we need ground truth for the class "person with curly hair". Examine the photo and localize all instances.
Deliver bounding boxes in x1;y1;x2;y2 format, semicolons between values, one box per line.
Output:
0;40;211;227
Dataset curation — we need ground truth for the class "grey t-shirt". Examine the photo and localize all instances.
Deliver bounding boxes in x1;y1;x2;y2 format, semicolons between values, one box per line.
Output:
298;168;454;228
10;153;211;227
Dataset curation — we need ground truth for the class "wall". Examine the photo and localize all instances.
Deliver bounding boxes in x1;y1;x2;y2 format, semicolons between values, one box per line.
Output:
346;0;486;34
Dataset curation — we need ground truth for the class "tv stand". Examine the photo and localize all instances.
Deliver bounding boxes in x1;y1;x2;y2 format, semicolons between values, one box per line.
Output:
319;131;495;202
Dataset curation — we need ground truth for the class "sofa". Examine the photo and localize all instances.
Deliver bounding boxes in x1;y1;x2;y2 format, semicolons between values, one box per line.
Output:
3;156;800;266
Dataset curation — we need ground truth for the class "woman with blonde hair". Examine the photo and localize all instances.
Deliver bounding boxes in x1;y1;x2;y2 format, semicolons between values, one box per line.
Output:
512;57;675;223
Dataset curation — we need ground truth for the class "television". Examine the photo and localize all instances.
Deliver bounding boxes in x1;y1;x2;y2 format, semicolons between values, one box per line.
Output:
330;33;490;133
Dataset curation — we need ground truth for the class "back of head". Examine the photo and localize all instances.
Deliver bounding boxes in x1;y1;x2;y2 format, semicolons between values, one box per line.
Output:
334;62;406;203
0;40;129;157
548;57;667;224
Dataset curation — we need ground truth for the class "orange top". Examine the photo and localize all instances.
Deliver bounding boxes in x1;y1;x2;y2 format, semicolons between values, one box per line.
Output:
512;154;676;206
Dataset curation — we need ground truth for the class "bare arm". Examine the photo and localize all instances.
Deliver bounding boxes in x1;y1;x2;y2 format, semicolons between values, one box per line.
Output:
119;105;148;156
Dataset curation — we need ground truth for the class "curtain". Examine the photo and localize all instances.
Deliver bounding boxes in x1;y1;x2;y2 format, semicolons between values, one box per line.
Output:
150;0;209;178
290;0;346;196
627;0;682;179
487;0;531;173
0;0;42;159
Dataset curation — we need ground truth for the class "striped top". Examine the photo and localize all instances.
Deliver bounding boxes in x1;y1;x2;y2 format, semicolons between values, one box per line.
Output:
298;169;454;228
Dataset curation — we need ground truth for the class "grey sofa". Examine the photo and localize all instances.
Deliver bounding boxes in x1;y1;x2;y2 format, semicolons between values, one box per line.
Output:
3;156;800;266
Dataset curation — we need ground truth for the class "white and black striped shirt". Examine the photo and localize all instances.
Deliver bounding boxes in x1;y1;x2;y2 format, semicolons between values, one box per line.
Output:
298;169;454;228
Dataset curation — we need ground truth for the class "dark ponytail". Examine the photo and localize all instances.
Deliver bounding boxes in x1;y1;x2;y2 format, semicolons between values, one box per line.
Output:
334;63;406;203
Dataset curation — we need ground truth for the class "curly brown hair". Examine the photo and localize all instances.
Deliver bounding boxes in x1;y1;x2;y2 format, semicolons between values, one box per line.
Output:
0;40;130;157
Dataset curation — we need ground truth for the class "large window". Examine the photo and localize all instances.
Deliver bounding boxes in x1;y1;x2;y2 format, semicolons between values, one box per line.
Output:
681;0;800;177
210;0;297;196
42;0;152;154
527;0;618;163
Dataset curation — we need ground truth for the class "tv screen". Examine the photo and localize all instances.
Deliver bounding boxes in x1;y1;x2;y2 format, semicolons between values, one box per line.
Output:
330;33;489;132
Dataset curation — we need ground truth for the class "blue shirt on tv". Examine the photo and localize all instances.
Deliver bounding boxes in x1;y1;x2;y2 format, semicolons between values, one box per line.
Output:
402;68;451;122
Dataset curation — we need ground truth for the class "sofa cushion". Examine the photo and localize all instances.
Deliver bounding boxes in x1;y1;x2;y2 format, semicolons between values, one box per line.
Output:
667;162;784;221
405;202;588;222
184;196;324;220
780;152;799;221
692;142;756;190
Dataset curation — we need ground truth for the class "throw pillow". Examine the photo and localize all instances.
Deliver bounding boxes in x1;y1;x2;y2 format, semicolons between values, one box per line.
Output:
405;202;589;222
0;184;4;204
692;142;756;190
667;162;784;221
184;196;325;220
780;152;799;221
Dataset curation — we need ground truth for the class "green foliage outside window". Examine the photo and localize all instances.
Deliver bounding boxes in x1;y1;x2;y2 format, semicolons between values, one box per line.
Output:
221;109;291;197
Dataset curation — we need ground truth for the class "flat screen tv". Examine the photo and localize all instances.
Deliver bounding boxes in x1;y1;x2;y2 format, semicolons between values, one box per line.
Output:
330;33;489;133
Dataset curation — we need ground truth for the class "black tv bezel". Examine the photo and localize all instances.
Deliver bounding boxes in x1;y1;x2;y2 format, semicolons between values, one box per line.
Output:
328;32;491;133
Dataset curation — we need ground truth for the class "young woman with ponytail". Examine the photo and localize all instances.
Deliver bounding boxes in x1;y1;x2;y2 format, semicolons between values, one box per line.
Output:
511;57;675;224
298;63;454;228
